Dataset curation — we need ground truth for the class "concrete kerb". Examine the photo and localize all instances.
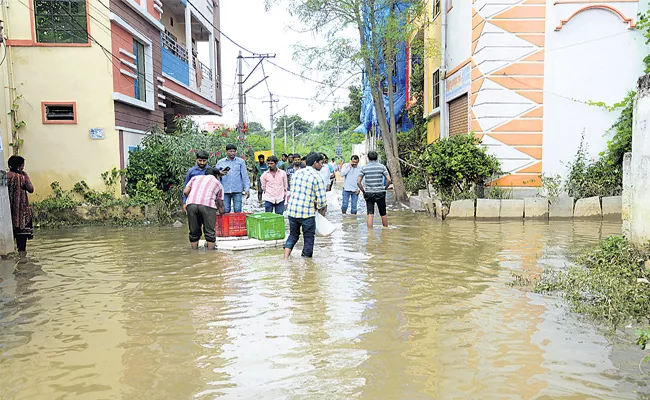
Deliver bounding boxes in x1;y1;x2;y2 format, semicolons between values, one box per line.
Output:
549;197;575;219
476;199;500;219
524;197;549;219
500;199;524;219
574;196;602;219
602;196;623;219
447;199;476;219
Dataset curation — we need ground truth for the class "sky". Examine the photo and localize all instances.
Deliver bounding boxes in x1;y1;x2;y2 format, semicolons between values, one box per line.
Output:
197;0;358;130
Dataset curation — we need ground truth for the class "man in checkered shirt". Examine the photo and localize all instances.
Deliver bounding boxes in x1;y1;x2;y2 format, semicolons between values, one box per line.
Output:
284;152;327;259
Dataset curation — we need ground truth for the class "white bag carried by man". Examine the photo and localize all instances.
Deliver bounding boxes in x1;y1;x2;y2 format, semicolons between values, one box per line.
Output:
315;213;337;237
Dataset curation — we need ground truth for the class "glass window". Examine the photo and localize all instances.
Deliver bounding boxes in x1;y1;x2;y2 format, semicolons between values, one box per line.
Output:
133;41;147;102
433;0;441;18
433;70;440;110
34;0;88;44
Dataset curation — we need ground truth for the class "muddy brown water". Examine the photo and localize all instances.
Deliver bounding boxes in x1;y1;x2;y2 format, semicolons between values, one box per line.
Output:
0;207;648;399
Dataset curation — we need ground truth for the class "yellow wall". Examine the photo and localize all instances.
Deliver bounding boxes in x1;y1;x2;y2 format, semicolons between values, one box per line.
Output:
424;0;442;144
1;0;119;200
163;11;187;46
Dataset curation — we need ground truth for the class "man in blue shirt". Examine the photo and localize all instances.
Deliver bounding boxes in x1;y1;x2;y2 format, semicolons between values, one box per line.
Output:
217;144;251;213
340;155;361;215
182;150;210;213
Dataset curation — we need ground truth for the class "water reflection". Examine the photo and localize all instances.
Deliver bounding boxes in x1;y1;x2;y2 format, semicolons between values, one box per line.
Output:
0;213;647;399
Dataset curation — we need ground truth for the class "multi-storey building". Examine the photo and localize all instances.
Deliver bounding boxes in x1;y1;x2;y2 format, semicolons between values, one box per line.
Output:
0;0;222;197
423;0;646;189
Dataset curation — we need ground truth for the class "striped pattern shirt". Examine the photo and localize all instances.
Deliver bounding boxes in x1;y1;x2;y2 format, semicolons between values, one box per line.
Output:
286;167;327;219
359;161;389;193
185;175;224;209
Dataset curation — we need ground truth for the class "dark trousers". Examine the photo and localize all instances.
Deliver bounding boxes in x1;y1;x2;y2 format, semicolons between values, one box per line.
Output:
187;204;217;243
264;201;285;215
284;216;316;257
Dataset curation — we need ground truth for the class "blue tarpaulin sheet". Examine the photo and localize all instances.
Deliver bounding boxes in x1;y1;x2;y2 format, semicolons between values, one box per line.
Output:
355;2;411;135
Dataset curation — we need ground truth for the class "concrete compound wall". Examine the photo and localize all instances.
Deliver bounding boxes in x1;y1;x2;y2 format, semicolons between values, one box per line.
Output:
410;195;622;221
624;75;650;244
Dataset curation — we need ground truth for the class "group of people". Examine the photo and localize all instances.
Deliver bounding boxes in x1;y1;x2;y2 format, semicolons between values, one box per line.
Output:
3;144;391;258
183;145;392;259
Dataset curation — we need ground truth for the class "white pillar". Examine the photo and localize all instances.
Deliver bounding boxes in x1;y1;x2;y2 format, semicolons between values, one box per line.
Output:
628;75;650;244
0;145;14;256
208;31;215;100
185;5;193;87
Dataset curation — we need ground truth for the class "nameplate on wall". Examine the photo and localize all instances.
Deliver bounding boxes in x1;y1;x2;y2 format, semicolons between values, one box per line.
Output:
90;128;105;140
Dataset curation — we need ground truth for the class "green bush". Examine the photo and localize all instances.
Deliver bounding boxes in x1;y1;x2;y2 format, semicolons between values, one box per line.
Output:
565;133;622;198
534;236;650;328
419;133;501;205
31;182;80;226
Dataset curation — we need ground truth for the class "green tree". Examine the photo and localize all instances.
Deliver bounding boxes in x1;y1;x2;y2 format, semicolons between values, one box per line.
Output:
247;121;266;135
265;0;427;202
344;85;362;125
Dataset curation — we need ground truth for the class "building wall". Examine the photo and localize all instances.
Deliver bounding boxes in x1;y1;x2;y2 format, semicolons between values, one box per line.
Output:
469;1;547;187
424;0;442;144
446;0;472;73
110;0;165;132
2;0;119;199
543;2;646;177
463;0;646;187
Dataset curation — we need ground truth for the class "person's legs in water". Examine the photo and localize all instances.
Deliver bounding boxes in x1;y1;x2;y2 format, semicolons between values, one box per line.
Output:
15;235;28;253
284;217;302;259
377;193;388;227
350;191;359;215
200;205;217;250
301;217;316;257
232;192;243;213
364;193;376;229
341;190;350;214
223;193;233;213
187;204;203;249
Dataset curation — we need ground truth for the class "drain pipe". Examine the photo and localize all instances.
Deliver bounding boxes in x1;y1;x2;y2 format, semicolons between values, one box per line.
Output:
439;0;448;138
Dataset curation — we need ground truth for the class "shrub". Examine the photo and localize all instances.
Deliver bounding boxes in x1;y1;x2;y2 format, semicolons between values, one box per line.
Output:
419;133;501;205
565;133;622;198
534;236;650;328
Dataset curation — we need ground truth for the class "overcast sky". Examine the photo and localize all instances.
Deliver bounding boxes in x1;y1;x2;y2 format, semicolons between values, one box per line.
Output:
197;0;358;129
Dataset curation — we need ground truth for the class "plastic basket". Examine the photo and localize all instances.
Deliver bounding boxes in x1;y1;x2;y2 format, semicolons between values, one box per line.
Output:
216;212;249;237
246;213;286;241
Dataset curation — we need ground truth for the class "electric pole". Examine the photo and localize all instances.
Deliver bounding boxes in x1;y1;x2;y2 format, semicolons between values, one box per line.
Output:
264;93;279;154
283;109;287;152
237;51;244;137
237;53;276;138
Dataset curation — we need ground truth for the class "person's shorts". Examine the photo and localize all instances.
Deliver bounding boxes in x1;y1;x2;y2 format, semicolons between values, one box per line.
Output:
364;192;387;216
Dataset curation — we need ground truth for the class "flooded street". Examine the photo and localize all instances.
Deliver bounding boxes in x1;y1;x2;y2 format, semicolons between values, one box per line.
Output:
0;209;648;399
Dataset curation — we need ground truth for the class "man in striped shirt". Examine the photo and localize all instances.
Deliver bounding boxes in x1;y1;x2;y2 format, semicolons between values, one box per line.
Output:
284;152;327;259
183;167;225;250
357;151;392;229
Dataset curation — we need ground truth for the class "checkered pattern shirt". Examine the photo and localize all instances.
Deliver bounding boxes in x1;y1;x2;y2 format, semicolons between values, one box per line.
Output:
185;175;224;209
286;167;326;219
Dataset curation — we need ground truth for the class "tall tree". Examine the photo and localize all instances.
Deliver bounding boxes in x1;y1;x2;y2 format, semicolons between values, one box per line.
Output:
265;0;424;202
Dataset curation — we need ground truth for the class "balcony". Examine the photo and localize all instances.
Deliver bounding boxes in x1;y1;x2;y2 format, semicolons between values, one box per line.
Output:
162;30;215;101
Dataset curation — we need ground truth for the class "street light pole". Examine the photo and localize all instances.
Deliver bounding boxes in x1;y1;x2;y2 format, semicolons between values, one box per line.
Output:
283;109;287;152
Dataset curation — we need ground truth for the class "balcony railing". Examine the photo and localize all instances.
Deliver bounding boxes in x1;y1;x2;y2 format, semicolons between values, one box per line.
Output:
162;30;215;102
190;59;215;101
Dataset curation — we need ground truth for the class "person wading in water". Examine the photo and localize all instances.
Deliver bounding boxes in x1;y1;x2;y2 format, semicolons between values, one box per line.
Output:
6;156;34;255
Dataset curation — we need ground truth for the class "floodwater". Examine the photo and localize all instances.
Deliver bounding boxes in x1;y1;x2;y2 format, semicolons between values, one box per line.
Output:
0;202;648;399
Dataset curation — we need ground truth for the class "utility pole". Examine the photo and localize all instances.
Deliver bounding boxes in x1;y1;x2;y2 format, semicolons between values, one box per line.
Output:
237;51;244;137
287;120;298;153
283;109;287;152
237;53;276;138
265;93;279;154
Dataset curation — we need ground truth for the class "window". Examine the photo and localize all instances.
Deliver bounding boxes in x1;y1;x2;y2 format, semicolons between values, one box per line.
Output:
433;69;440;110
133;41;147;101
34;0;88;44
42;102;77;124
433;0;441;18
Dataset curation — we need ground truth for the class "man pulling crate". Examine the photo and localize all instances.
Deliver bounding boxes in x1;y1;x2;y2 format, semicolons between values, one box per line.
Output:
184;167;225;250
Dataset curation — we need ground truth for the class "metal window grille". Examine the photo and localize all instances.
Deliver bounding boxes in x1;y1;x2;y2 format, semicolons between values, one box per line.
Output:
162;30;188;62
433;0;441;18
433;70;440;109
45;104;75;120
34;0;88;44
